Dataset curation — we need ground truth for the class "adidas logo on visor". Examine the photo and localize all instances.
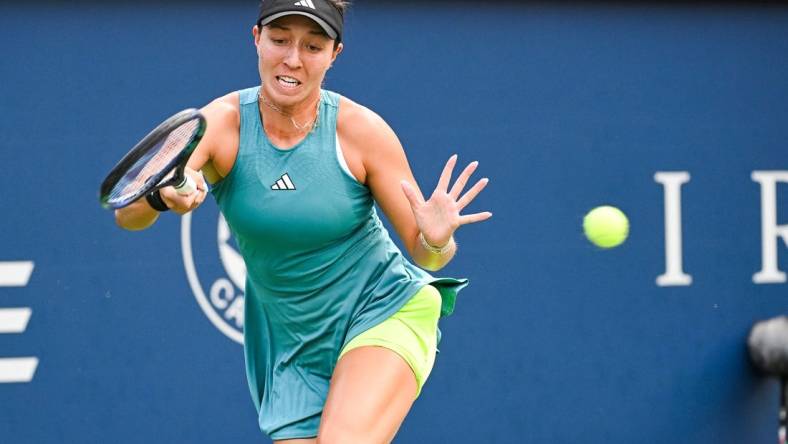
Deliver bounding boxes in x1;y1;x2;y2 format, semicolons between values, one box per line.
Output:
294;0;316;9
271;173;296;190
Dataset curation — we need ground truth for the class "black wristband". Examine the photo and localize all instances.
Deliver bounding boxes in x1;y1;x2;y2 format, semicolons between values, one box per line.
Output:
145;189;169;212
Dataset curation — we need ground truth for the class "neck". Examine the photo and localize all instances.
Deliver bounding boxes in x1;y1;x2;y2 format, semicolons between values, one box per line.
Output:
258;87;322;139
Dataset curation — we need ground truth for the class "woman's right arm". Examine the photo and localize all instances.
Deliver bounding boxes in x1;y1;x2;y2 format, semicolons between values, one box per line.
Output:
113;95;240;231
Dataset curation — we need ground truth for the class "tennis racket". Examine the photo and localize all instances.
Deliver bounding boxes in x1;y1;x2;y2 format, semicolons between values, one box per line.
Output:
99;108;206;210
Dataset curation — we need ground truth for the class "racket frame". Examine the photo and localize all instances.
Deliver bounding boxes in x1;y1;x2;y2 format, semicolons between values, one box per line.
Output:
99;108;206;209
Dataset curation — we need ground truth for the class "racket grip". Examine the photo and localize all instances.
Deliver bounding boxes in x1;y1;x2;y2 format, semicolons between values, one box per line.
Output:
175;175;197;196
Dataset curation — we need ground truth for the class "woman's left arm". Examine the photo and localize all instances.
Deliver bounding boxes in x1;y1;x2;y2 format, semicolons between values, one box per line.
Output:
342;104;491;271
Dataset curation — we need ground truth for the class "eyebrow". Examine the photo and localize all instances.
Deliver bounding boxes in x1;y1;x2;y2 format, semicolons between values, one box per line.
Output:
267;23;326;37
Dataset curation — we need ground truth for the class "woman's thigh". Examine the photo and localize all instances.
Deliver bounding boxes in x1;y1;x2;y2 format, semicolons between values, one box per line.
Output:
317;345;418;443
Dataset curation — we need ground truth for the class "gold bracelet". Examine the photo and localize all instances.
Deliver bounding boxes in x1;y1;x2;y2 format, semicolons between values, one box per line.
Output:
419;232;453;255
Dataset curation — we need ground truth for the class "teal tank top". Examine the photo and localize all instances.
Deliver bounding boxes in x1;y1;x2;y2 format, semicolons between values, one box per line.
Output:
211;86;467;437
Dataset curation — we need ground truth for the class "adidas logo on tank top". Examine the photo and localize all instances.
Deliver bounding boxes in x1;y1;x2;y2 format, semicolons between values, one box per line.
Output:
271;173;296;190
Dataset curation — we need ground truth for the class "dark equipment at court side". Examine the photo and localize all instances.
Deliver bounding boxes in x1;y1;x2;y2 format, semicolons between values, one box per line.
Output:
748;316;788;444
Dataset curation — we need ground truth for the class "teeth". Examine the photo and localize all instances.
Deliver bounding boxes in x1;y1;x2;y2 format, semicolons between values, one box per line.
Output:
278;76;299;85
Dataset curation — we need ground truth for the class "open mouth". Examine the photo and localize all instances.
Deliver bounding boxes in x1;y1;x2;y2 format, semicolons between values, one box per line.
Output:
276;75;301;89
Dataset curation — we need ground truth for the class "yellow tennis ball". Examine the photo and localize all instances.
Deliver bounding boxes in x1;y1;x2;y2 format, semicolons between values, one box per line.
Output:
583;206;629;248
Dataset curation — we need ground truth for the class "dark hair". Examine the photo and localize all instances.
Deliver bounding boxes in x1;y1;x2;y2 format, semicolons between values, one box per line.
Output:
327;0;349;48
326;0;350;15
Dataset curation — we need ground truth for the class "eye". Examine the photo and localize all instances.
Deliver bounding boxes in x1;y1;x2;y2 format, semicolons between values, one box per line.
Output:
307;44;323;52
271;38;287;45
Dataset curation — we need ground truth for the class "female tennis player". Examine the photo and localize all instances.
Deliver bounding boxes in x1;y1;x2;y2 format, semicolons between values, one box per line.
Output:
115;0;490;442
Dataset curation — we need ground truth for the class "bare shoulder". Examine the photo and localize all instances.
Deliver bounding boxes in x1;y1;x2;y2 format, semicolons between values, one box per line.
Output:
335;96;404;183
337;96;400;150
202;91;241;130
194;91;242;183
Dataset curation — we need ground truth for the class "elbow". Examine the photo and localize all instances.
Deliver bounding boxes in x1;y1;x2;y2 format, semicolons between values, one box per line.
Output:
114;212;138;231
114;209;156;231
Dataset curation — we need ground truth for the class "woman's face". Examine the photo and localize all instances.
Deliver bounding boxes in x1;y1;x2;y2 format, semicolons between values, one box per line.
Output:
253;15;342;107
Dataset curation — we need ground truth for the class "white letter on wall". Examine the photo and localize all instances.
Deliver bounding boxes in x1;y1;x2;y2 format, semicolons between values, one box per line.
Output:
752;171;788;284
655;172;692;286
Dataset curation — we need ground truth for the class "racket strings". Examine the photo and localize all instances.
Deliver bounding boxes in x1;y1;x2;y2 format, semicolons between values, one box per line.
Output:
108;119;199;204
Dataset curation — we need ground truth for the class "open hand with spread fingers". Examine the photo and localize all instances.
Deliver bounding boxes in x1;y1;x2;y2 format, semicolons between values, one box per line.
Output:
400;154;492;249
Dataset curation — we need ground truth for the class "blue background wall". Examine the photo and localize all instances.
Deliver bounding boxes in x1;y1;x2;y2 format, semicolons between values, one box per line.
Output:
2;1;788;442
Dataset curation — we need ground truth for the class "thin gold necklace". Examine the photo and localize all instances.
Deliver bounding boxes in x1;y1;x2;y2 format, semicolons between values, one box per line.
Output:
258;88;320;133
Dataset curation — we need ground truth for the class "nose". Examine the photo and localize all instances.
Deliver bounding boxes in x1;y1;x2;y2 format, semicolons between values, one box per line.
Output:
283;46;303;69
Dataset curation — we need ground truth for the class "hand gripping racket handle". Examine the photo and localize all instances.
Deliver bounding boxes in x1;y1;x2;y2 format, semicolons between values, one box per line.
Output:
175;175;197;196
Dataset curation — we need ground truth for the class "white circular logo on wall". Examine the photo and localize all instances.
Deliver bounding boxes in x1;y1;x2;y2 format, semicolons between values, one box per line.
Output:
182;205;246;344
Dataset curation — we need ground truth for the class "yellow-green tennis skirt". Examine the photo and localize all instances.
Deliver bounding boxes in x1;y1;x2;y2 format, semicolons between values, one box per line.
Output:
339;285;441;397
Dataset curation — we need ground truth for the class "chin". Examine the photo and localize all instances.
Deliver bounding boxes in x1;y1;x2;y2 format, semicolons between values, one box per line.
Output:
268;84;317;107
